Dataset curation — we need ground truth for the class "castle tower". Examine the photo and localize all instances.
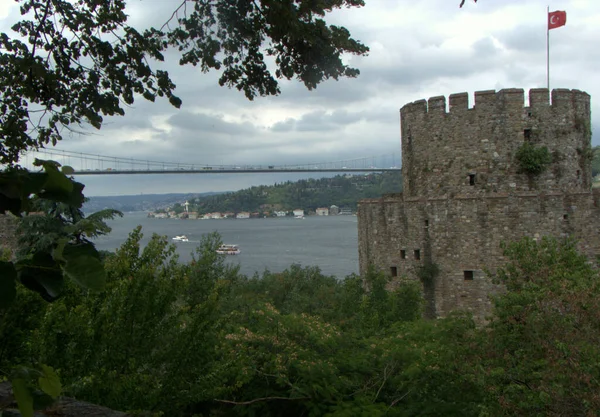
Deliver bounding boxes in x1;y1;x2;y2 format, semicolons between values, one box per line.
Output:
400;88;592;198
357;88;600;321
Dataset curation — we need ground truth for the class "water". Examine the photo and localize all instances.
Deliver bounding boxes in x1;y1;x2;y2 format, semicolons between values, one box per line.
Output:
94;212;359;278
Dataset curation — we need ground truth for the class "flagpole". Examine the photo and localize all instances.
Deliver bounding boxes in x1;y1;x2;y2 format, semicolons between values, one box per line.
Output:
547;5;550;90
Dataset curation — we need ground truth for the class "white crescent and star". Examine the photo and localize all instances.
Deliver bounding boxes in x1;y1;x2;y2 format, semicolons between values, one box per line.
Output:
550;15;559;24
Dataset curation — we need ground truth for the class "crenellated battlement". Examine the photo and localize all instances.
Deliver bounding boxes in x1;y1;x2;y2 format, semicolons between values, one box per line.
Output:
400;87;592;198
400;88;590;116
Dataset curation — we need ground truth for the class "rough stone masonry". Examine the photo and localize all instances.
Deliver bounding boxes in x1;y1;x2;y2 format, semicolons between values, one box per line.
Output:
357;88;600;321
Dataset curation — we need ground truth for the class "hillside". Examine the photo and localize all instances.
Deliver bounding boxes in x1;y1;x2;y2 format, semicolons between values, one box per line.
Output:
83;192;224;213
173;172;402;215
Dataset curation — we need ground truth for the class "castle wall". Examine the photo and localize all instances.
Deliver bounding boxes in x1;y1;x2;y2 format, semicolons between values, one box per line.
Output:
358;88;598;321
358;189;600;321
401;89;592;198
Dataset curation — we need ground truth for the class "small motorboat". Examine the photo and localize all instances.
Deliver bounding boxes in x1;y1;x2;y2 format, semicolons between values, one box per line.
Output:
216;244;241;255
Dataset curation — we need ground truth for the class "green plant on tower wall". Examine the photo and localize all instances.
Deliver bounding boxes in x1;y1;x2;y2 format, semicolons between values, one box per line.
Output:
515;141;552;175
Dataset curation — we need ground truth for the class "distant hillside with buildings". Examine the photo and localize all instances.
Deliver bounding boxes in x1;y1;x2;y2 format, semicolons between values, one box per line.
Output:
151;172;402;219
83;192;224;213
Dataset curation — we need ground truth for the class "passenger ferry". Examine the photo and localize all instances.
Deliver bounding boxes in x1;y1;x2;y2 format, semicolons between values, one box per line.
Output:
172;235;189;242
216;244;241;255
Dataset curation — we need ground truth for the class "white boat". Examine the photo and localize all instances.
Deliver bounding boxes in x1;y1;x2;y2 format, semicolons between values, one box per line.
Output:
295;215;304;219
216;244;240;255
172;235;189;242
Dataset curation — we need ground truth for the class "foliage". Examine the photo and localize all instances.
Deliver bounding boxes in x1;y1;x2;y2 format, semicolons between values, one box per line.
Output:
8;364;62;417
0;285;46;370
515;142;552;176
7;230;600;415
182;172;402;214
0;0;368;164
0;159;120;415
0;160;121;307
415;261;439;286
22;230;427;415
478;237;600;415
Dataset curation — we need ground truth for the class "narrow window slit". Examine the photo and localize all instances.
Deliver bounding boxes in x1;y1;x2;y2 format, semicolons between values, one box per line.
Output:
468;174;476;186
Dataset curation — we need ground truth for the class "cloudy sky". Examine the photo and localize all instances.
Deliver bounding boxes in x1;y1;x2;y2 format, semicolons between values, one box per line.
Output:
1;0;598;196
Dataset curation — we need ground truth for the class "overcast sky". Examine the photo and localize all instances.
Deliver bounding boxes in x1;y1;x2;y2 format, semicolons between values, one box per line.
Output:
2;0;598;196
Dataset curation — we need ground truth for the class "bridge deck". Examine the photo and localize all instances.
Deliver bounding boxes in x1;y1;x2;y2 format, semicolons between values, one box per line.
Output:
73;168;401;175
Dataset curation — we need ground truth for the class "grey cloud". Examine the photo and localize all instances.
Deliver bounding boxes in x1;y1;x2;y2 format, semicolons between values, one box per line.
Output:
269;110;368;133
167;111;256;136
296;112;341;132
495;25;545;53
271;119;296;132
472;37;499;57
363;44;503;91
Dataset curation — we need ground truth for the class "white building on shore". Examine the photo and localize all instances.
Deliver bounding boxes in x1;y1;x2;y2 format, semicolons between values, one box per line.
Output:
316;207;329;216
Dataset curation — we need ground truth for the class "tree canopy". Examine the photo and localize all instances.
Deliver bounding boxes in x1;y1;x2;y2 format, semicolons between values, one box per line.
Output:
0;0;370;165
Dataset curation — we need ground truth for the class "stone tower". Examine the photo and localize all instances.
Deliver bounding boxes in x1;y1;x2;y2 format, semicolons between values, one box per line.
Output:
357;88;600;321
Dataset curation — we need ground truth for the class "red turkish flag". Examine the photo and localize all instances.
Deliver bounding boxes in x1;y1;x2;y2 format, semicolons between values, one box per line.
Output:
548;10;566;30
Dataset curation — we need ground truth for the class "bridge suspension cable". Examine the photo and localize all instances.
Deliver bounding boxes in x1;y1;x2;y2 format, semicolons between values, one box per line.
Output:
19;148;400;174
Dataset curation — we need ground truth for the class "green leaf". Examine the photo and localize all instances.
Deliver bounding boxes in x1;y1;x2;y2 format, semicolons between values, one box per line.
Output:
42;166;73;195
0;170;47;215
169;95;182;108
21;173;49;198
17;252;64;302
62;243;106;291
12;378;34;417
33;159;61;170
38;364;61;398
52;238;69;262
0;192;23;215
0;261;17;307
61;166;75;175
37;177;85;208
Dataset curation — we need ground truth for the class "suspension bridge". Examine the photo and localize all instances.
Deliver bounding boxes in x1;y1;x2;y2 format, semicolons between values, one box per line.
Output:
21;149;401;175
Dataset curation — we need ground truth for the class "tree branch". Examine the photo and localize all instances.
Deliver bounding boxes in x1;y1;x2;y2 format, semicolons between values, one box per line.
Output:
214;396;310;406
161;0;188;31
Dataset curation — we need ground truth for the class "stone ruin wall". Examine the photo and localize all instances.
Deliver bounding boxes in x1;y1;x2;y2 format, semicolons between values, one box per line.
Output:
357;88;600;321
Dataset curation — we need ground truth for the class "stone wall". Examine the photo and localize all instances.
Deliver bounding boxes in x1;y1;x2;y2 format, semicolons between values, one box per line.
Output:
401;88;592;198
358;189;600;321
357;88;600;321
